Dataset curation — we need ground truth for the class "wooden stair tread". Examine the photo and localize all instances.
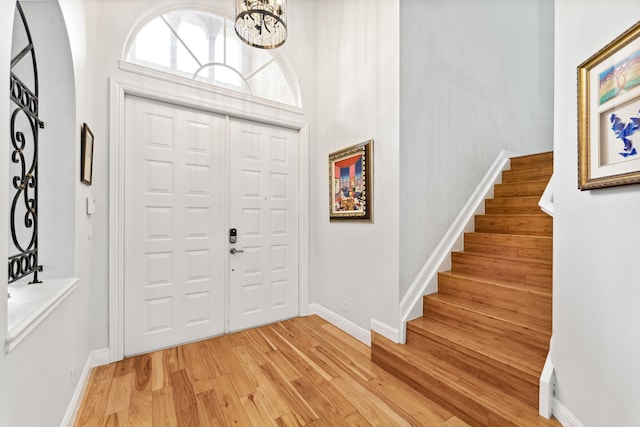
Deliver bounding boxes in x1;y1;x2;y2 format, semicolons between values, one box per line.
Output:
408;316;546;378
423;292;551;346
464;232;552;261
453;250;552;267
451;251;552;292
502;165;553;183
372;333;560;427
475;217;552;236
509;151;553;168
439;270;552;299
493;180;549;198
487;195;542;204
474;214;552;237
485;196;546;214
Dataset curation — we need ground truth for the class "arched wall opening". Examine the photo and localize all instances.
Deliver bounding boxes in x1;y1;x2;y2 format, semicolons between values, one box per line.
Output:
6;0;78;348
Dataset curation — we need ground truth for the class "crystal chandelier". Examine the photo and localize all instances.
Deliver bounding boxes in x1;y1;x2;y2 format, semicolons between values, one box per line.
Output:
235;0;287;49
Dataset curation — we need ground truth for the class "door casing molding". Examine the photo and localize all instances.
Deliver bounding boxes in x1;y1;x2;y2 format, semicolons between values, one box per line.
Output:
108;76;310;362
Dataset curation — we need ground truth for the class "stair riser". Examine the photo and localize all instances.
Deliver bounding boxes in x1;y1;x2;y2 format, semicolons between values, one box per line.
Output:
438;273;552;330
475;215;552;237
422;297;550;352
451;253;552;292
372;342;518;427
406;327;540;407
464;233;552;261
494;181;547;198
502;167;553;184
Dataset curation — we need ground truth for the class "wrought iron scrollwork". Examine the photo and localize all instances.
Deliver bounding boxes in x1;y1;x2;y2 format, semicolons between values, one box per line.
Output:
9;1;43;284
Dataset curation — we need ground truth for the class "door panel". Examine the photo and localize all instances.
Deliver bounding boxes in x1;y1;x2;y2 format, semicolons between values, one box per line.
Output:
123;96;299;354
124;96;226;356
228;119;299;331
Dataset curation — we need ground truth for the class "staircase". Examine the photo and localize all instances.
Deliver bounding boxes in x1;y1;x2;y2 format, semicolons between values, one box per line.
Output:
372;152;559;426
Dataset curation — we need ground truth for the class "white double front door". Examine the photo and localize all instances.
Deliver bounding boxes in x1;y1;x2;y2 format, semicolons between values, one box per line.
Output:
123;95;298;356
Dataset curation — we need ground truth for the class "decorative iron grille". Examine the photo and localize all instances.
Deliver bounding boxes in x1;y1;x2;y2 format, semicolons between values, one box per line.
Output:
8;1;43;284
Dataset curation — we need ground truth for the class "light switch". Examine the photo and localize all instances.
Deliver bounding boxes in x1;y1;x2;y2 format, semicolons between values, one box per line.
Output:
86;196;96;215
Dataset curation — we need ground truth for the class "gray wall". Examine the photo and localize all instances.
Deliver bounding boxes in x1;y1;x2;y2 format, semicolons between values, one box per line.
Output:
553;1;640;425
398;0;555;298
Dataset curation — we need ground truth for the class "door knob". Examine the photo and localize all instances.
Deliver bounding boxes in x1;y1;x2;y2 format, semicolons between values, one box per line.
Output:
229;247;244;254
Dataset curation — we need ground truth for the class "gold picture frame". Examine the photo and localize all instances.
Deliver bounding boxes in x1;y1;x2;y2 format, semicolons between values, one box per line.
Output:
80;123;94;185
329;139;373;222
578;21;640;190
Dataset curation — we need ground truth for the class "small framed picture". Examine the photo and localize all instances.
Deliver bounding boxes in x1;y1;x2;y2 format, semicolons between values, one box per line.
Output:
578;21;640;189
81;123;94;185
329;139;373;222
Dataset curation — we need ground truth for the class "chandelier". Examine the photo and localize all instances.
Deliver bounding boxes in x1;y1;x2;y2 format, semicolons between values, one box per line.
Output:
235;0;287;49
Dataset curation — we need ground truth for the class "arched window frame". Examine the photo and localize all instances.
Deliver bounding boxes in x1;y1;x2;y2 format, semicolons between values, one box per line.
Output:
122;6;301;109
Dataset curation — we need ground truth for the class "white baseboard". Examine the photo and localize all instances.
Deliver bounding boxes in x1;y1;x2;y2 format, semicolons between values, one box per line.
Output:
539;351;554;418
371;318;401;344
60;348;109;427
308;303;370;346
553;399;587;427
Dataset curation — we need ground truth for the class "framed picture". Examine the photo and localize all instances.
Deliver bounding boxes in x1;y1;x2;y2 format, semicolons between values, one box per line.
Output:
578;21;640;190
80;123;94;185
329;139;373;221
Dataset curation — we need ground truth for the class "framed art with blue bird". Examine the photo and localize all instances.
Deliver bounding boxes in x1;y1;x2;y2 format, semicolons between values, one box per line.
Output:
579;20;640;189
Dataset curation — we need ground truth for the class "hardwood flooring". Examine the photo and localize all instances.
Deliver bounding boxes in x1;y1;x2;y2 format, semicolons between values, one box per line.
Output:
74;315;470;426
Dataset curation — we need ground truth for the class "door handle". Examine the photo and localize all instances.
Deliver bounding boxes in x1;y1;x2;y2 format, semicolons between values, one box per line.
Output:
229;247;244;254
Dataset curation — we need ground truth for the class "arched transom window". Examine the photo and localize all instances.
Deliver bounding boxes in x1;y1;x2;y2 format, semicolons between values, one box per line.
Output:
125;9;298;107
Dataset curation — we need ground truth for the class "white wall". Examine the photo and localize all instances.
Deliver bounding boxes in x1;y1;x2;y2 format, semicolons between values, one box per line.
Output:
311;0;400;331
398;0;555;298
0;1;98;425
553;1;640;425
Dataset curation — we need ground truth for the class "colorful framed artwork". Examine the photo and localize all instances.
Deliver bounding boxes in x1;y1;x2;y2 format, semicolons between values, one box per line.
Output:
80;122;94;185
578;21;640;190
329;139;373;221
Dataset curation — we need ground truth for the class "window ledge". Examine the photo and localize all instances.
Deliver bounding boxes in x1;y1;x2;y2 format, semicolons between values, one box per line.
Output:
6;277;78;352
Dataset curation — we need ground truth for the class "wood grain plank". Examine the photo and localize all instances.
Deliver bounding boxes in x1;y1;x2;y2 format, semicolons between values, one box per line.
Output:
211;375;252;426
104;373;133;415
239;392;278;426
260;361;319;425
128;354;152;427
150;350;169;391
259;324;336;383
102;410;128;427
197;339;226;379
290;375;357;419
74;364;116;426
171;369;201;427
195;388;226;427
243;362;290;419
151;386;177;427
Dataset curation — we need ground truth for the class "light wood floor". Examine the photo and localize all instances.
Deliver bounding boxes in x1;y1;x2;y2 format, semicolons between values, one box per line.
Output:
74;315;470;426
